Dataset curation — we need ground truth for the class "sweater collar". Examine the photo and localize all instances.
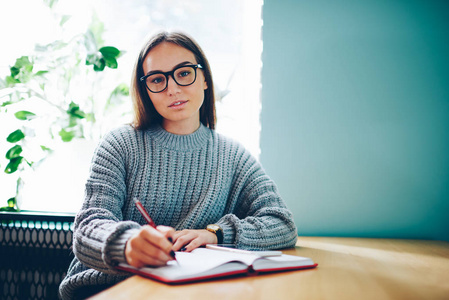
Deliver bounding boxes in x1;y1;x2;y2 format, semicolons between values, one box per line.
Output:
146;123;211;150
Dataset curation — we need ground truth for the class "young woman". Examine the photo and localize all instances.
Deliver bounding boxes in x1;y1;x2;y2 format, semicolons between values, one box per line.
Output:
59;31;297;299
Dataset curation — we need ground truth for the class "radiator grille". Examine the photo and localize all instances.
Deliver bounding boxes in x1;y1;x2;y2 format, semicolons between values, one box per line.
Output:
0;211;75;300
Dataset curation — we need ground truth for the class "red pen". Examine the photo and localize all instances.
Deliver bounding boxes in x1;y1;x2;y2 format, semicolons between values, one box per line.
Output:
133;198;177;262
134;198;157;227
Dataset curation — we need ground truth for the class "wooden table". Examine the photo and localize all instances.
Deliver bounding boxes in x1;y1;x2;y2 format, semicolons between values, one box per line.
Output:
90;237;449;300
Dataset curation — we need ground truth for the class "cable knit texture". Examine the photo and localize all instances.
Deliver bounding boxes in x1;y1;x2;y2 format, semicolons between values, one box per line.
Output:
59;124;297;299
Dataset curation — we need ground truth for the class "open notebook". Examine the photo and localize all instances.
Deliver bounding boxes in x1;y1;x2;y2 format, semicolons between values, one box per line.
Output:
116;247;317;284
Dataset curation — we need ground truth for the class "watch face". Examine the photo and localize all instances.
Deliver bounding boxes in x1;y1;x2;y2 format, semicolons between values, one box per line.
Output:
207;224;223;244
208;224;220;232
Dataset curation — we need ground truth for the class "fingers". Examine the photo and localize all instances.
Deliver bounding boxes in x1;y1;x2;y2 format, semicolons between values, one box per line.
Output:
125;225;176;268
172;229;217;252
157;225;175;244
140;225;174;252
172;230;196;252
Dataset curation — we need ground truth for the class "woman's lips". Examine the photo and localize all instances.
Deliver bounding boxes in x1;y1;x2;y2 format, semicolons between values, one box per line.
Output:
169;100;188;108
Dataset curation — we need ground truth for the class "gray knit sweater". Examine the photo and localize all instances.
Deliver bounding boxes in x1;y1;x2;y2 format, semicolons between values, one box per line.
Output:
59;123;297;299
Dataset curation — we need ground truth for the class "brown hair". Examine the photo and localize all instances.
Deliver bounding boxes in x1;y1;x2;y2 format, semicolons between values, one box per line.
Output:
131;31;216;130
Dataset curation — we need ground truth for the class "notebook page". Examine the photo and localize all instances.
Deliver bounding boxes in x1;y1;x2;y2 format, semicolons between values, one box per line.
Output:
251;254;315;270
137;248;257;280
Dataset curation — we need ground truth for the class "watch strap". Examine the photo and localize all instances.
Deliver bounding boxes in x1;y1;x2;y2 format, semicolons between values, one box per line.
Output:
206;224;223;244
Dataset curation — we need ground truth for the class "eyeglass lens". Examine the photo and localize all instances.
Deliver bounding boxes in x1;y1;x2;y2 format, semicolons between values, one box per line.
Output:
145;66;197;93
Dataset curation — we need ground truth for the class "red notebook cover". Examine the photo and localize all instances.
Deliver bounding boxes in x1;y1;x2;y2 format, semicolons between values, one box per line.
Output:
116;248;317;284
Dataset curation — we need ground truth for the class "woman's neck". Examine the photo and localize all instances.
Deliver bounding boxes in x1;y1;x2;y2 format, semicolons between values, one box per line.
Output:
162;119;201;135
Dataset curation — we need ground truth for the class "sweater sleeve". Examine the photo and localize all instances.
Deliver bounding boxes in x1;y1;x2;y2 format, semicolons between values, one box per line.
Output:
217;146;298;250
72;127;141;274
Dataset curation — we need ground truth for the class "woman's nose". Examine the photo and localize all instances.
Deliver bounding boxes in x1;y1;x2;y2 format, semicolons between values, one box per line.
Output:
166;75;181;95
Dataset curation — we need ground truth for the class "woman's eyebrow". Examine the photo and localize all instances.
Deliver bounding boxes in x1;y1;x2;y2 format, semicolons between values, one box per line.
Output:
146;61;194;75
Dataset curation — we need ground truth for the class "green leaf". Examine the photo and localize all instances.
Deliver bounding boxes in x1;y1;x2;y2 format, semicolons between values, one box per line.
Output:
4;156;23;174
104;57;118;69
86;53;107;71
99;47;120;70
7;197;16;207
6;129;25;143
0;207;15;211
86;53;100;66
35;70;49;76
93;58;106;71
106;83;129;110
5;75;20;85
0;201;18;211
6;145;23;159
67;102;86;119
14;56;30;67
40;145;53;152
10;66;20;77
14;110;36;120
8;56;34;85
59;128;76;142
1;100;13;107
113;83;130;96
13;56;33;73
99;46;120;58
87;46;120;71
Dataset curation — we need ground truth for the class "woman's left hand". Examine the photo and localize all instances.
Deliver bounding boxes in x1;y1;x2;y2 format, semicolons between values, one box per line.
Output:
172;229;217;252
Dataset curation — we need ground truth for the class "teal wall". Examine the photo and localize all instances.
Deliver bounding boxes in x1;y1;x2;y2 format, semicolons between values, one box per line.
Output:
261;0;449;241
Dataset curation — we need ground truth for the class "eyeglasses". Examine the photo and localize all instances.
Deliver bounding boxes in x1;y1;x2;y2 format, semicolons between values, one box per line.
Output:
140;64;203;93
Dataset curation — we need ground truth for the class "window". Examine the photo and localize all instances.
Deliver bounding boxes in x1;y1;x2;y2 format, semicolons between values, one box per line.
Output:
0;0;262;212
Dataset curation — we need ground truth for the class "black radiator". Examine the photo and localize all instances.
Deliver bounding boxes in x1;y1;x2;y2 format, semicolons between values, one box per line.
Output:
0;211;75;300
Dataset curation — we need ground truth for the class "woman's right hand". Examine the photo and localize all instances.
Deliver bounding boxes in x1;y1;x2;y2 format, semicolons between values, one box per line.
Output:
125;225;176;268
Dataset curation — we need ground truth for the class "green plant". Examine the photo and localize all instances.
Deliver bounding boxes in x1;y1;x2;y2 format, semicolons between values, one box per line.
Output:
0;2;129;211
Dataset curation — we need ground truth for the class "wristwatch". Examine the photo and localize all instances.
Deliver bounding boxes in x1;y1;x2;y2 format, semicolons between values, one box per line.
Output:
206;224;223;244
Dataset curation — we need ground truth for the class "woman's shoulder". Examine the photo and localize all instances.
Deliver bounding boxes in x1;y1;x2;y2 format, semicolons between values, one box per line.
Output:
213;131;256;161
101;124;142;143
106;123;137;136
94;124;143;153
214;130;242;148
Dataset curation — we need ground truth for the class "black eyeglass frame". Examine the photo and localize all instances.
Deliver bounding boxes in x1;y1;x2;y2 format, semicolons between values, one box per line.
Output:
140;64;203;93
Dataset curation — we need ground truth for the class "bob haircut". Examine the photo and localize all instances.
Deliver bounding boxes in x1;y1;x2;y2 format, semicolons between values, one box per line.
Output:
131;31;216;130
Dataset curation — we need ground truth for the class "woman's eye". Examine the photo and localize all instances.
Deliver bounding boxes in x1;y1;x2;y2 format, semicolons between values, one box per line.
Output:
150;76;165;84
179;71;191;77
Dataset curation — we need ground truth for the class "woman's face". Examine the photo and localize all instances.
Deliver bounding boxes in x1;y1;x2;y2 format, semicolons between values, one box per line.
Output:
142;42;208;134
